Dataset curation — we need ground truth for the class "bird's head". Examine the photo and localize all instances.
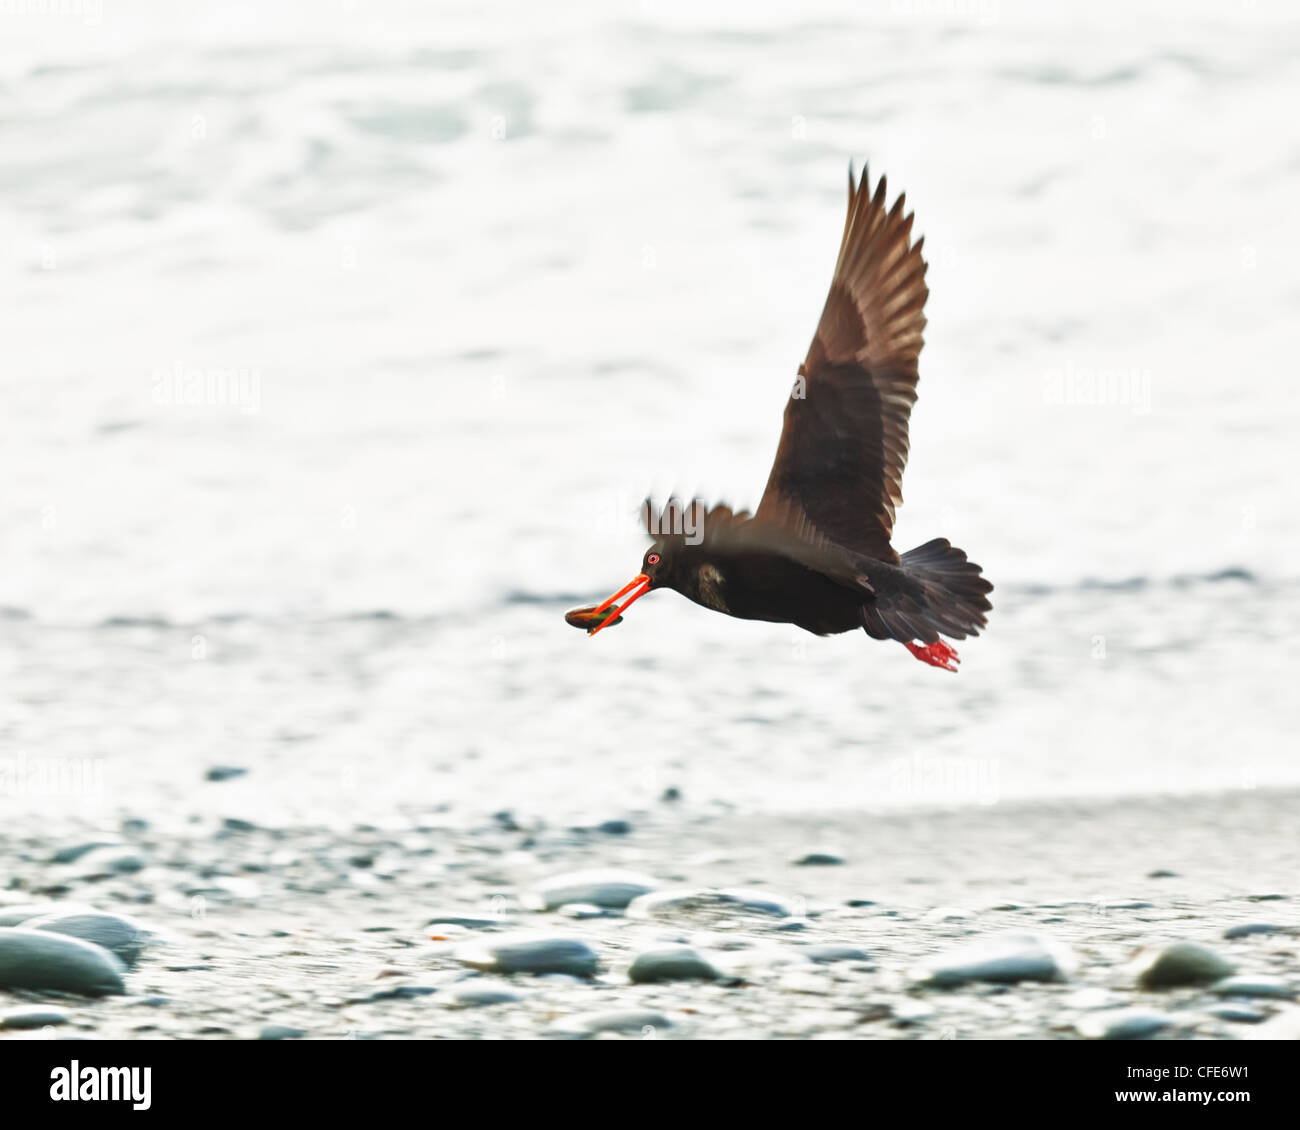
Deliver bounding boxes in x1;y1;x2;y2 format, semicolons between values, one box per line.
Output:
576;544;670;637
638;541;680;586
569;499;704;636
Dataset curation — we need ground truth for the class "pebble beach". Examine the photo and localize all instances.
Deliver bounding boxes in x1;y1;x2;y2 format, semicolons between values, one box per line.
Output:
3;787;1297;1040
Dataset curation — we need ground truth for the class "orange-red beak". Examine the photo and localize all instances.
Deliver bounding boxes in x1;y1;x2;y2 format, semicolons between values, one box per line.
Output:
587;573;652;637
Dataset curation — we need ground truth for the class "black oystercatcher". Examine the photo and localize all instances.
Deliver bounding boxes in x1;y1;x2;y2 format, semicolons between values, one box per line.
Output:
567;166;992;671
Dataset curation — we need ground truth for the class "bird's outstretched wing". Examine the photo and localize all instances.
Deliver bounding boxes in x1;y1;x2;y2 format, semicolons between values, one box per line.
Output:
756;165;929;563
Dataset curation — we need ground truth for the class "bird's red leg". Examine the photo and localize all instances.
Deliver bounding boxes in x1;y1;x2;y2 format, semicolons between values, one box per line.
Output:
904;639;960;672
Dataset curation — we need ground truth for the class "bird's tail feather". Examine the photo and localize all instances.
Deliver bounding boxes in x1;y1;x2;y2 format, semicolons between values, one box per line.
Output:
860;538;993;643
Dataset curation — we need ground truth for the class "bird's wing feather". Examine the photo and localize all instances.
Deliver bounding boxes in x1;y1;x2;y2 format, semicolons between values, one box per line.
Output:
756;165;929;563
643;498;875;595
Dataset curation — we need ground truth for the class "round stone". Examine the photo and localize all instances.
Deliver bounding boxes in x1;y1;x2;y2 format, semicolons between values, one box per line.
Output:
524;869;658;912
0;928;127;996
1210;975;1296;1000
909;932;1076;987
794;851;845;866
424;914;512;930
626;887;799;921
1133;942;1235;989
1205;1004;1266;1024
22;911;150;969
258;1025;305;1040
1077;1008;1173;1040
1;1005;72;1030
628;945;721;984
454;934;600;977
1223;922;1289;940
801;944;871;965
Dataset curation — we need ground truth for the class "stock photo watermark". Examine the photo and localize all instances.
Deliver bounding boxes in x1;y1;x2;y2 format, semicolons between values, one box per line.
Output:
151;361;262;415
1043;362;1152;415
0;0;103;26
643;499;704;545
583;494;708;544
881;752;1000;807
0;753;105;798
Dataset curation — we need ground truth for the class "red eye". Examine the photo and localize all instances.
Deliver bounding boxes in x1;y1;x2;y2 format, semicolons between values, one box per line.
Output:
647;553;660;566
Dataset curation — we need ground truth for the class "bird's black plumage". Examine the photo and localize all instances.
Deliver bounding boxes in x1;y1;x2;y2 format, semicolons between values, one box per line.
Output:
569;166;993;671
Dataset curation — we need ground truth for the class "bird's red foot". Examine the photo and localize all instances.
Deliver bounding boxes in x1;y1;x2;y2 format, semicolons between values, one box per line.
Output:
904;639;960;672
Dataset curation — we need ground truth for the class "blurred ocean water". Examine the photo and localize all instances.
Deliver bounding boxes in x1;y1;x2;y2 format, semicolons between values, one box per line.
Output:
2;0;1298;827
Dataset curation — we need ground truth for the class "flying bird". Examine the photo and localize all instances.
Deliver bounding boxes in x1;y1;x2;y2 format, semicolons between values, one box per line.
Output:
566;166;992;671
